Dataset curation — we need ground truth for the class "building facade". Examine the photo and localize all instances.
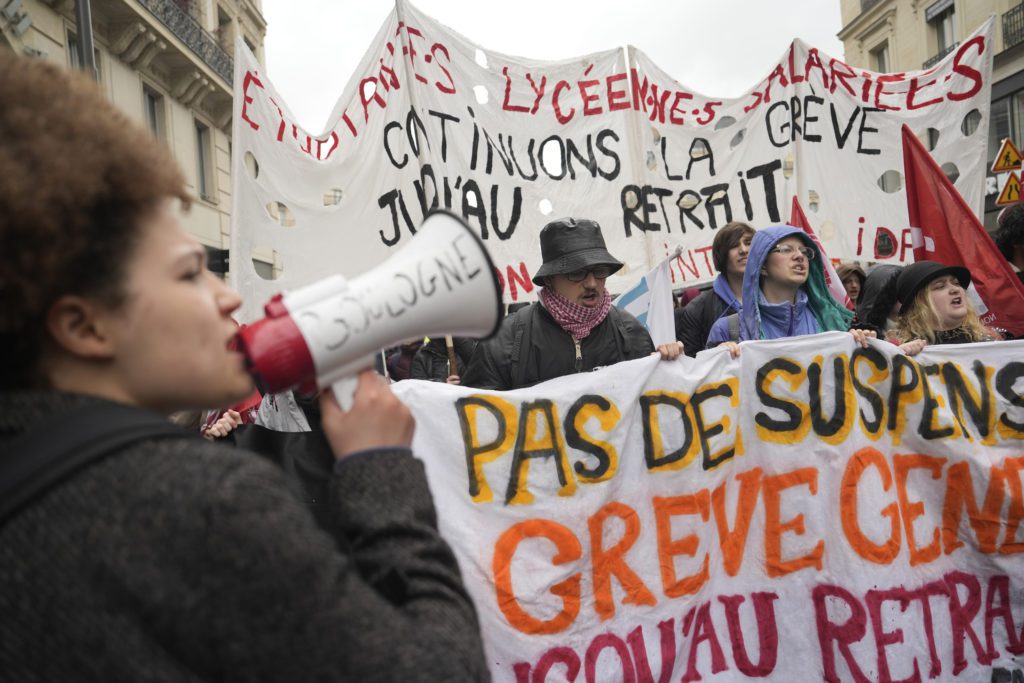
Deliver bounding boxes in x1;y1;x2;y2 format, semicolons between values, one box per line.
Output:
1;0;267;274
838;0;1024;232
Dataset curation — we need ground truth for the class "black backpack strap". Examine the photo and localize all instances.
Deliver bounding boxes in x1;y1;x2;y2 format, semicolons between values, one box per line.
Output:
510;306;534;390
0;402;186;524
727;313;741;342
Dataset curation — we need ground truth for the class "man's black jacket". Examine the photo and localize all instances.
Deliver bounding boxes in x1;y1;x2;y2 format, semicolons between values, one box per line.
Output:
462;303;655;391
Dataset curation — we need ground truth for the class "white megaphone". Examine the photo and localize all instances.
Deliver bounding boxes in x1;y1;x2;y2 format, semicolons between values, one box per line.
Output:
237;209;502;408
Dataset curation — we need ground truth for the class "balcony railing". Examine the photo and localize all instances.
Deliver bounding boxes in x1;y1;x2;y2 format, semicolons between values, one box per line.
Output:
137;0;233;84
861;0;883;12
923;41;958;69
1005;3;1024;52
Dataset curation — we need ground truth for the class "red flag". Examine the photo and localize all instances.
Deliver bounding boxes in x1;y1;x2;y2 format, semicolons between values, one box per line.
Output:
789;196;853;309
901;124;1024;336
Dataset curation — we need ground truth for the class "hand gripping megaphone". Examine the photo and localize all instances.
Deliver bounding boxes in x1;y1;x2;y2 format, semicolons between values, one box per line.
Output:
237;210;503;407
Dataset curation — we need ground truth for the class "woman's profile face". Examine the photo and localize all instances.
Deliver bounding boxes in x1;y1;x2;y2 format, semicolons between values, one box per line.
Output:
927;274;969;330
101;201;254;413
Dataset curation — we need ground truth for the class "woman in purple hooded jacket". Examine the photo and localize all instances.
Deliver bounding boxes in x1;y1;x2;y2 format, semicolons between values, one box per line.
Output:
706;225;873;353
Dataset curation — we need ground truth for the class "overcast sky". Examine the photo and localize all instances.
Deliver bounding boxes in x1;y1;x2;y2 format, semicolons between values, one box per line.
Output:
260;0;847;134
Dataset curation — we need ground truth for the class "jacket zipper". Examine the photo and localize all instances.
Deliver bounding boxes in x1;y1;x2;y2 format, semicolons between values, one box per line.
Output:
574;338;582;373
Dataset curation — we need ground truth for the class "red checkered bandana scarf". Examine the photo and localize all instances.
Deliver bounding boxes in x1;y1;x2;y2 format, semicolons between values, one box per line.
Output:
539;286;612;340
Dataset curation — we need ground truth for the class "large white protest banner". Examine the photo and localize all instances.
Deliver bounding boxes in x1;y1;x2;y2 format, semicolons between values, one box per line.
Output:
230;1;993;320
394;334;1024;682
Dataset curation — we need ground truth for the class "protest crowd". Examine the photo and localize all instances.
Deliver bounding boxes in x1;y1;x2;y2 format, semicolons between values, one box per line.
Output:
3;18;1024;683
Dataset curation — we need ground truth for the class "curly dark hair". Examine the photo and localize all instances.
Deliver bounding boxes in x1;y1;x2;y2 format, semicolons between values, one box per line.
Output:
0;54;189;389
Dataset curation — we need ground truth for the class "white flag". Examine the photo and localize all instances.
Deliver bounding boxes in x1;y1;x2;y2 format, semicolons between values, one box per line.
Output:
614;251;677;346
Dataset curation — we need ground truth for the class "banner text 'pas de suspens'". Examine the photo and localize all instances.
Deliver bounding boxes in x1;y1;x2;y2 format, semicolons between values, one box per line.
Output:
395;334;1024;682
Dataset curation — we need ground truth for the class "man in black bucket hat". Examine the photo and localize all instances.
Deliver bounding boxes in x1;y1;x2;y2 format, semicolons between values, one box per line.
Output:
463;218;682;390
529;218;624;287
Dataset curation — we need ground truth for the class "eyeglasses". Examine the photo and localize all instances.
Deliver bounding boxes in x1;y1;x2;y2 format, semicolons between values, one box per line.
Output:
564;265;613;282
769;244;816;261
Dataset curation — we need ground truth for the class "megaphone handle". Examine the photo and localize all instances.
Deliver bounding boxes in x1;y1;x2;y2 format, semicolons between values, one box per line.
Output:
330;375;360;412
321;354;381;412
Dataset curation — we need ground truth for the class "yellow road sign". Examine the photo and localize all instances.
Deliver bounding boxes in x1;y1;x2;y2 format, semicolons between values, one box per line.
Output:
997;170;1022;206
992;138;1023;173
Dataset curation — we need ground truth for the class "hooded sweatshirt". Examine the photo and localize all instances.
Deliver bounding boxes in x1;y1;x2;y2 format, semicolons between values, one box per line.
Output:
706;225;853;344
854;265;903;337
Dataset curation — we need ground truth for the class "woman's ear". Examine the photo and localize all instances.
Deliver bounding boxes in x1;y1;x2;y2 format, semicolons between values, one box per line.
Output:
44;295;117;360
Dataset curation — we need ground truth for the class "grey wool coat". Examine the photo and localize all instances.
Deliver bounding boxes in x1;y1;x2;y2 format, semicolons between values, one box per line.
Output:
0;392;489;682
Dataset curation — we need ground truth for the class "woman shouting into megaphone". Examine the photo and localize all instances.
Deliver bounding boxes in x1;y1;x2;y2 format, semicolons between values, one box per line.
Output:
0;54;487;681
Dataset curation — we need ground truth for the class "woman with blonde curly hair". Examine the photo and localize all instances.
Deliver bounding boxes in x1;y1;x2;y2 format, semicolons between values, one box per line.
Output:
890;260;998;355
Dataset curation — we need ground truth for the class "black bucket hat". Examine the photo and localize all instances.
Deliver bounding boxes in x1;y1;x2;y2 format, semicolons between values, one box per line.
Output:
531;218;624;285
896;260;972;312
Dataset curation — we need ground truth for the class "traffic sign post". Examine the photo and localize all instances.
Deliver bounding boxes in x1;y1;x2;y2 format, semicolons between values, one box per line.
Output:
992;138;1023;173
997;170;1022;206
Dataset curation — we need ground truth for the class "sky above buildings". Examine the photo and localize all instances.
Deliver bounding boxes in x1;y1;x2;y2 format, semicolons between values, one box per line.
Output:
261;0;846;134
